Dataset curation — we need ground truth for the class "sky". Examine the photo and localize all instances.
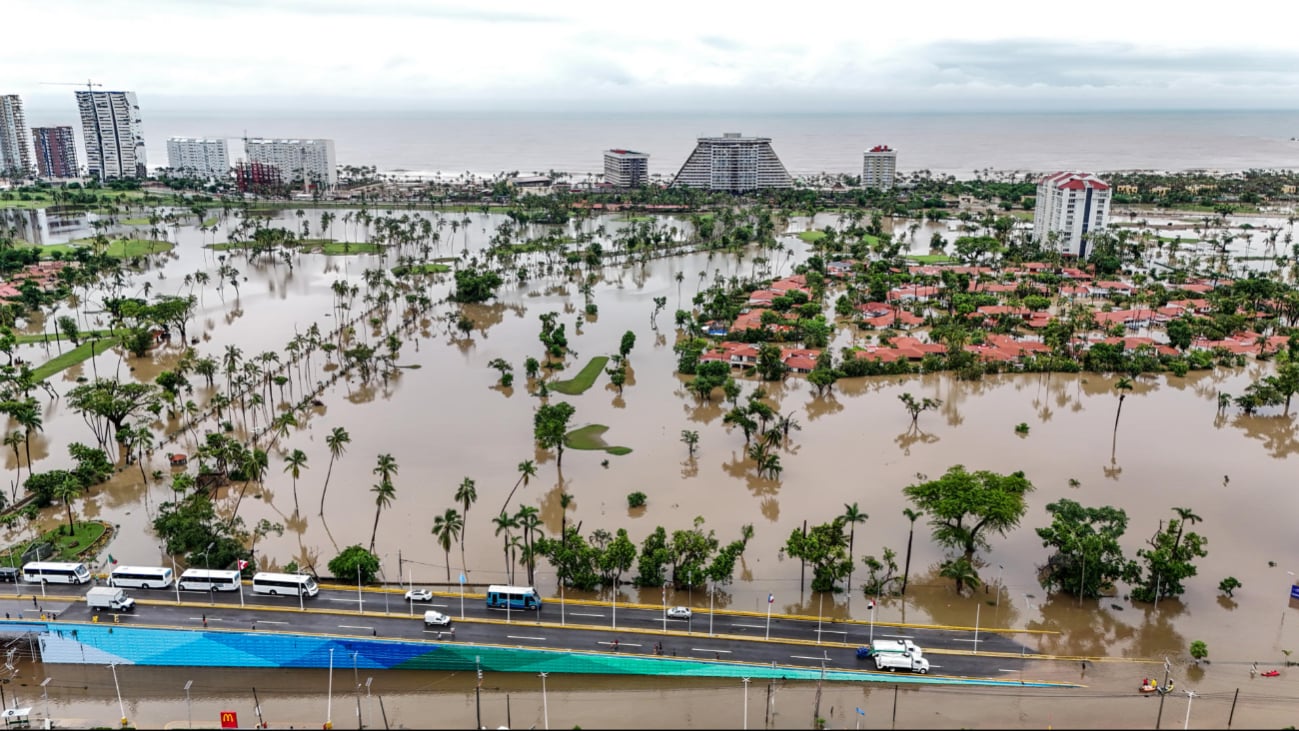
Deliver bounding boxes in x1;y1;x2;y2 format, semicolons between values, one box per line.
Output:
7;0;1299;113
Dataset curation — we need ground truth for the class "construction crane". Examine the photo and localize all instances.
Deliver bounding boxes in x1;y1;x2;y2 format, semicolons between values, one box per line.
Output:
39;79;103;94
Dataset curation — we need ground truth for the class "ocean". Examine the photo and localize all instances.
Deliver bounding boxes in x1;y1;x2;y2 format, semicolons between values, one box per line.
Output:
26;108;1299;180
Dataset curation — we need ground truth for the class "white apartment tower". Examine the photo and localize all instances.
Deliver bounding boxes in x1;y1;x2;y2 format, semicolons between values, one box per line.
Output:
245;138;337;189
1033;171;1112;258
76;90;147;179
603;149;649;188
167;137;230;179
862;145;896;189
0;95;37;177
671;133;792;192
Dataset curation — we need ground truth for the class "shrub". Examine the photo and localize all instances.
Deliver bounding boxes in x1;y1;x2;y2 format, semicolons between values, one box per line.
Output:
1015;423;1030;434
627;491;647;509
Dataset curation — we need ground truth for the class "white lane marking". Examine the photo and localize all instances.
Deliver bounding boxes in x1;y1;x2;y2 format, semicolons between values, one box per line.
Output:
999;669;1020;672
258;620;289;625
815;630;847;635
951;638;980;643
339;624;373;630
409;602;449;608
188;617;225;621
570;612;604;617
881;634;914;639
731;624;766;629
693;648;732;654
507;635;547;641
598;642;642;648
791;655;834;661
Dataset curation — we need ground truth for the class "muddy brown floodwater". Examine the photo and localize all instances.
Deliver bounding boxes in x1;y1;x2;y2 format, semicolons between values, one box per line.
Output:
4;207;1299;726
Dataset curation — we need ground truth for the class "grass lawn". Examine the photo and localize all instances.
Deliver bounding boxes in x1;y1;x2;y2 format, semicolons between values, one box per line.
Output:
15;329;115;346
565;424;633;455
317;241;383;255
907;254;953;264
798;230;828;243
549;356;609;395
624;215;654;222
119;216;151;225
0;198;53;209
201;216;218;227
1;522;109;566
392;263;451;275
34;238;174;258
30;336;120;381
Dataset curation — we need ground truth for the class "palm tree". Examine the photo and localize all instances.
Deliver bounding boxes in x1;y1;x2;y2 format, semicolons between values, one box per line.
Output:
431;508;464;582
841;503;869;594
1112;376;1134;459
498;459;537;516
52;473;82;536
4;430;26;489
515;505;542;585
492;512;519;583
228;447;268;529
320;427;351;515
939;556;981;596
283;449;308;515
901;508;923;595
1172;507;1203;553
369;478;397;553
453;477;477;576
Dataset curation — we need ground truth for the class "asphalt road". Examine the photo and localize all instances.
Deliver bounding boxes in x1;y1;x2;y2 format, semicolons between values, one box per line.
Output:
0;580;1036;679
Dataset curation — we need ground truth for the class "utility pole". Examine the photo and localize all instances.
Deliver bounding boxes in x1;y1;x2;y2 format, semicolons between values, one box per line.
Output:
1227;688;1239;729
742;677;751;730
475;656;483;731
812;652;827;727
1155;658;1172;729
252;686;265;729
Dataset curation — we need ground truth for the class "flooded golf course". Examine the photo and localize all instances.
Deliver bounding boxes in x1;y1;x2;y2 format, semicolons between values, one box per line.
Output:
3;205;1299;726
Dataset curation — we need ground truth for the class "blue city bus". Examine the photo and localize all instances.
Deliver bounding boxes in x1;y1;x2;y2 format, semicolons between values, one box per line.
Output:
486;585;542;610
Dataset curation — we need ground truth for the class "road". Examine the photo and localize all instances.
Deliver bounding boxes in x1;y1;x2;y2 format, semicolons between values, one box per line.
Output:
0;580;1043;679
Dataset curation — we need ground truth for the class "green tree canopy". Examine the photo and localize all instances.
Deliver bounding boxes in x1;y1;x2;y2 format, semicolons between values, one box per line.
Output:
1035;499;1139;598
903;465;1035;568
328;544;381;584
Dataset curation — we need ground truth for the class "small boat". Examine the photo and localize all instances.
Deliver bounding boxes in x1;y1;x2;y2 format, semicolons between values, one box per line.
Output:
1262;670;1281;677
1139;678;1175;694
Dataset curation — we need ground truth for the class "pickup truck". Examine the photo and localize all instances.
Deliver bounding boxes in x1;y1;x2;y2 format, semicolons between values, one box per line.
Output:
86;587;136;612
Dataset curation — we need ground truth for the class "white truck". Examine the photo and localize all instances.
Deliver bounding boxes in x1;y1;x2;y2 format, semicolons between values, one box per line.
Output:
869;639;923;657
873;650;930;674
86;586;136;612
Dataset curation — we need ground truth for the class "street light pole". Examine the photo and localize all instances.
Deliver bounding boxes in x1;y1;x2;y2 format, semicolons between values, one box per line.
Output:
40;678;50;726
183;680;192;729
539;672;550;730
107;663;126;728
1183;690;1196;730
326;648;335;729
742;677;750;730
996;565;1004;608
203;542;215;606
357;565;364;614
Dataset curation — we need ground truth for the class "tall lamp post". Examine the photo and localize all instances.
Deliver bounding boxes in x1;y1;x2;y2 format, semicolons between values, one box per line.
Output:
539;672;550;730
326;647;335;729
201;542;215;606
183;680;193;729
107;663;126;728
39;678;51;726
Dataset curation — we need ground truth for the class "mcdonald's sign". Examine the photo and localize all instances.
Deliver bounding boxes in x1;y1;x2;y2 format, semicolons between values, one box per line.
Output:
220;710;239;728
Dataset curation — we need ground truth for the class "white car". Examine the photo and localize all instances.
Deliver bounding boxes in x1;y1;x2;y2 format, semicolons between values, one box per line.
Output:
423;610;452;627
405;588;433;602
666;606;692;620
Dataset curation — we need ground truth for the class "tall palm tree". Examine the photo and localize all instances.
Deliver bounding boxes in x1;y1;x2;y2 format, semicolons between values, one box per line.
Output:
515;505;542;585
228;447;268;529
1113;377;1134;436
373;453;398;486
842;503;869;593
4;430;26;489
52;473;83;536
901;508;923;595
369;478;397;553
453;477;477;576
320;427;351;515
431;508;463;582
492;512;519;583
283;449;308;515
498;459;536;516
1172;507;1203;553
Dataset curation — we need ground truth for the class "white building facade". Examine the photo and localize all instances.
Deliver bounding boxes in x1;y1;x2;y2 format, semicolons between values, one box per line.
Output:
245;138;337;188
166;137;230;179
0;95;37;177
76;90;146;179
671;133;792;191
603;149;649;187
862;145;896;189
1032;171;1112;258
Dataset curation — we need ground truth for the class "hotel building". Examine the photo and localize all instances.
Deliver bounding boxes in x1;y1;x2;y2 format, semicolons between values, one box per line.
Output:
0;95;36;177
244;138;337;189
862;145;896;189
603;149;650;188
1032;171;1112;258
32;126;79;178
671;133;792;192
75;90;147;179
166;137;230;179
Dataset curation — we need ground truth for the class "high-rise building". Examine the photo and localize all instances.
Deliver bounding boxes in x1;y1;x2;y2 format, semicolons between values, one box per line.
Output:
234;161;282;193
603;149;649;188
32;126;79;178
0;95;37;177
75;90;147;179
862;145;896;190
670;133;792;191
166;137;230;179
244;138;337;189
1033;171;1112;258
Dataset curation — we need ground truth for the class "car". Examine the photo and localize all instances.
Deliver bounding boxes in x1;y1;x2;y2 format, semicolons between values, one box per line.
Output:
405;588;433;602
666;606;692;620
423;610;452;627
0;567;18;583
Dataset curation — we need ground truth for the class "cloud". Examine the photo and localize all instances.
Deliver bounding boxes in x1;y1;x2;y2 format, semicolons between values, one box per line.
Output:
122;0;567;23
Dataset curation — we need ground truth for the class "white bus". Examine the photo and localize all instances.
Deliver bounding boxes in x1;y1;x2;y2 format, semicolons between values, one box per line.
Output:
22;562;91;584
177;568;242;592
252;572;318;597
486;585;542;610
109;565;174;589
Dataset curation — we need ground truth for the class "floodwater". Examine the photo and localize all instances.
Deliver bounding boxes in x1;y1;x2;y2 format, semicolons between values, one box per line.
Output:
4;205;1299;725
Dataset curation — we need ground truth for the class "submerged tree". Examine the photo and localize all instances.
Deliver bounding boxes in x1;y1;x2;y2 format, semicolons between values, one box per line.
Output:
1131;508;1208;603
1035;499;1139;598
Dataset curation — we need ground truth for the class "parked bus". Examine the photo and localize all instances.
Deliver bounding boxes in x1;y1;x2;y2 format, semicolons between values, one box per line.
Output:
22;562;91;584
486;585;542;610
252;572;319;597
109;565;174;589
177;568;242;592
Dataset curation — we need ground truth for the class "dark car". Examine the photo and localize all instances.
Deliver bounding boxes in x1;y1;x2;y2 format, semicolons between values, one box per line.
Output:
0;567;20;583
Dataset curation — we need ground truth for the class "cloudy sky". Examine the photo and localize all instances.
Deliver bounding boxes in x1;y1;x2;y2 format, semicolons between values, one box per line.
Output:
8;0;1299;112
